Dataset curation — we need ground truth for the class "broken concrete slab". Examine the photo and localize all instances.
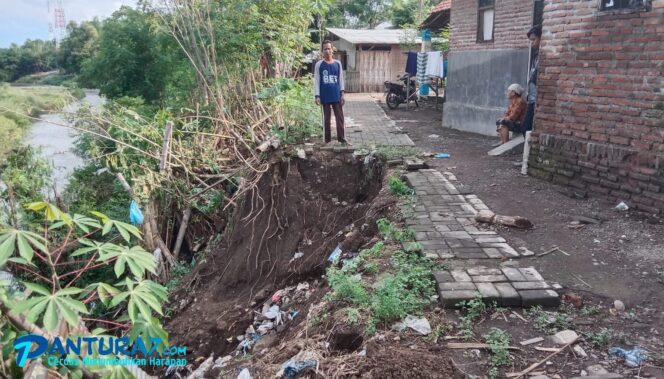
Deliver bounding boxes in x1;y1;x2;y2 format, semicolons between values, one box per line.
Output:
487;134;525;156
519;289;561;308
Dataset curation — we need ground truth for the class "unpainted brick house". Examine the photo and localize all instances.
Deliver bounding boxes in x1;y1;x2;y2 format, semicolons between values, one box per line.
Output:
445;0;664;213
529;0;664;213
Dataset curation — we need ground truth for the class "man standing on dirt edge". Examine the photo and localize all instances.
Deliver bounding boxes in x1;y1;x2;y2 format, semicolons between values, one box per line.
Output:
314;40;348;145
522;25;541;134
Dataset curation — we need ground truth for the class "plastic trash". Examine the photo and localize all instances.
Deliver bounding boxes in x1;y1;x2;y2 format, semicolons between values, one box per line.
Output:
271;290;283;303
257;321;274;335
403;315;431;335
237;368;252;379
129;200;144;225
615;201;629;211
608;346;647;367
282;358;318;379
288;309;299;320
434;153;450;159
264;305;281;320
328;244;342;262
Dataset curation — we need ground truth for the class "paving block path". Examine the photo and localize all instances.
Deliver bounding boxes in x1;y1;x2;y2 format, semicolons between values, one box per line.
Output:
343;93;560;310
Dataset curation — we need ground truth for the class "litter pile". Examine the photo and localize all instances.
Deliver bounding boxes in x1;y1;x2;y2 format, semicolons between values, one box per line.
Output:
237;282;313;355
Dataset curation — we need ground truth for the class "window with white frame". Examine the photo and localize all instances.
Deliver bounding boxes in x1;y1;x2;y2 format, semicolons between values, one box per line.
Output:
477;0;495;42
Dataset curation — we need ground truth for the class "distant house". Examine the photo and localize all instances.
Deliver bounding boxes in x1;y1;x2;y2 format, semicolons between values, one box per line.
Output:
443;0;539;136
421;0;451;33
326;28;422;92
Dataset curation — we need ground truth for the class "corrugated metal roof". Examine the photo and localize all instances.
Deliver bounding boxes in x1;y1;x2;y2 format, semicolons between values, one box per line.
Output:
327;28;420;45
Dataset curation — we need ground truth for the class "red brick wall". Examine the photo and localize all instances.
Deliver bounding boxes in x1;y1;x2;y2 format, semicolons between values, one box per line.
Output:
530;0;664;213
450;0;533;51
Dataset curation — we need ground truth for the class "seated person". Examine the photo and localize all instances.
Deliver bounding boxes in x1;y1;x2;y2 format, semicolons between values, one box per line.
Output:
495;83;527;145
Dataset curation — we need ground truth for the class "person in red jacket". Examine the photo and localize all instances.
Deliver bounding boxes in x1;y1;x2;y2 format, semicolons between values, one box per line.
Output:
496;83;527;145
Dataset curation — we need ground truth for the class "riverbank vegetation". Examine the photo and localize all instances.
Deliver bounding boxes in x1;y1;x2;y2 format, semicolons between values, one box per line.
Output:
0;84;74;159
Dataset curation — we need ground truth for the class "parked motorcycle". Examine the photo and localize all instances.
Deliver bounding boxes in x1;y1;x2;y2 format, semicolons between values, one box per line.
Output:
384;74;418;110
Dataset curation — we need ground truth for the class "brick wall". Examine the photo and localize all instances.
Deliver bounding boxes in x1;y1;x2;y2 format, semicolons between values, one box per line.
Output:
529;0;664;213
450;0;533;51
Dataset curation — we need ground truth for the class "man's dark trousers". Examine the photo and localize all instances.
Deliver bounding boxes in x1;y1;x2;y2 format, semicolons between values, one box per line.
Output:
321;102;345;143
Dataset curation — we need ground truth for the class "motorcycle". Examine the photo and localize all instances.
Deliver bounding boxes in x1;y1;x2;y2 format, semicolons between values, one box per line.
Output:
384;73;419;110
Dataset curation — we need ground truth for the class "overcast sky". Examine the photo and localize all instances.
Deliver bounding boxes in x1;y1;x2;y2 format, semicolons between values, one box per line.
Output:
0;0;137;48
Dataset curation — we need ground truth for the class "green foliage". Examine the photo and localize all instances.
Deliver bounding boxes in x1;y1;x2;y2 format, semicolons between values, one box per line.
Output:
80;7;192;103
0;85;72;159
527;305;572;333
0;202;169;377
346;307;361;325
258;78;322;145
371;250;436;323
376;218;415;242
63;164;132;222
457;292;488;340
58;21;100;74
372;145;419;161
484;328;512;379
389;0;437;27
580;305;602;316
0;39;58;82
165;259;197;292
388;175;413;197
0;146;52;226
360;242;384;258
326;0;389;28
431;26;451;54
326;267;369;305
589;327;615;348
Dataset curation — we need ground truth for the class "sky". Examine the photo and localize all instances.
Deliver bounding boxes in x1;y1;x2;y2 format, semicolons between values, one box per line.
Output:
0;0;137;48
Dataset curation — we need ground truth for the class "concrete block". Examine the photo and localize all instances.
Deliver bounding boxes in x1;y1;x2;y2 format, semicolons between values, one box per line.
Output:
502;267;527;282
450;270;472;282
439;290;479;308
519;289;560;308
488;135;525;156
494;283;521;307
471;274;508;282
475;282;500;303
483;248;504;258
512;281;551;290
438;282;477;291
467;267;503;276
519;267;545;281
433;271;454;283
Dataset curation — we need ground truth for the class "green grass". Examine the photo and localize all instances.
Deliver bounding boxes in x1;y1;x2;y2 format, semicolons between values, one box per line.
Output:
0;83;73;159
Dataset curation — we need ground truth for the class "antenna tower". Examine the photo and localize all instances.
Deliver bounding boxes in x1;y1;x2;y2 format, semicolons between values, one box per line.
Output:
48;0;67;45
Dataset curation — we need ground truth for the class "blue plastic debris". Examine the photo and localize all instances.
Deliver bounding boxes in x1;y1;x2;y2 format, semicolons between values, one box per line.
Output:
434;153;450;159
129;200;144;225
608;346;647;368
327;244;342;262
282;359;318;379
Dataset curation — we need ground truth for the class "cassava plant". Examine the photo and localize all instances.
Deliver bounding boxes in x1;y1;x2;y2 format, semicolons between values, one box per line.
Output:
0;201;168;377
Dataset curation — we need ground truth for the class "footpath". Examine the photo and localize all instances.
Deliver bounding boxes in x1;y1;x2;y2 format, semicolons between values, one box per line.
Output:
340;93;561;310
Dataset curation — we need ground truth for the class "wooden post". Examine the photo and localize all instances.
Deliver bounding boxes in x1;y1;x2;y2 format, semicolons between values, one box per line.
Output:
159;122;173;172
172;206;192;261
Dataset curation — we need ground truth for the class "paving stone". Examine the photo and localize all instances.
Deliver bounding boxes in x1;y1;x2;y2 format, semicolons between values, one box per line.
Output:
467;267;503;276
501;267;528;282
433;271;454;283
439;290;479;308
500;245;520;257
519;267;545;281
512;281;551;290
519;289;560;308
475;282;500;303
494;283;521;307
474;236;507;243
454;251;492;259
450;270;472;282
483;248;504;258
404;157;426;170
471;275;508;282
424;252;439;260
439;282;477;291
453;247;484;254
433;225;451;232
441;231;472;240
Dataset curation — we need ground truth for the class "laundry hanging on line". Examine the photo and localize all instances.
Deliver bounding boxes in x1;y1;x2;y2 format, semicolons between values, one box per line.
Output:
425;51;443;77
405;52;418;76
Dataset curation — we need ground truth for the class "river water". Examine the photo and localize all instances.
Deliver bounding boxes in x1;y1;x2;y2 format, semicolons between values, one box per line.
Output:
26;89;103;197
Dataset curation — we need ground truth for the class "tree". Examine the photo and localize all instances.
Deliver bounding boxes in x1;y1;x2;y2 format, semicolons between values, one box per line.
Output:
326;0;390;28
58;21;100;74
80;6;189;103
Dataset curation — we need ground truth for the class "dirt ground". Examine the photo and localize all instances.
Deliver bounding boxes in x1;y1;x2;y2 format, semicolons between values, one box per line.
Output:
378;95;664;378
163;98;664;378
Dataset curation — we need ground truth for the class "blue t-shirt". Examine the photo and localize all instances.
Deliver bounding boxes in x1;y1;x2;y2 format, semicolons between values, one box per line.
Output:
317;60;342;103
